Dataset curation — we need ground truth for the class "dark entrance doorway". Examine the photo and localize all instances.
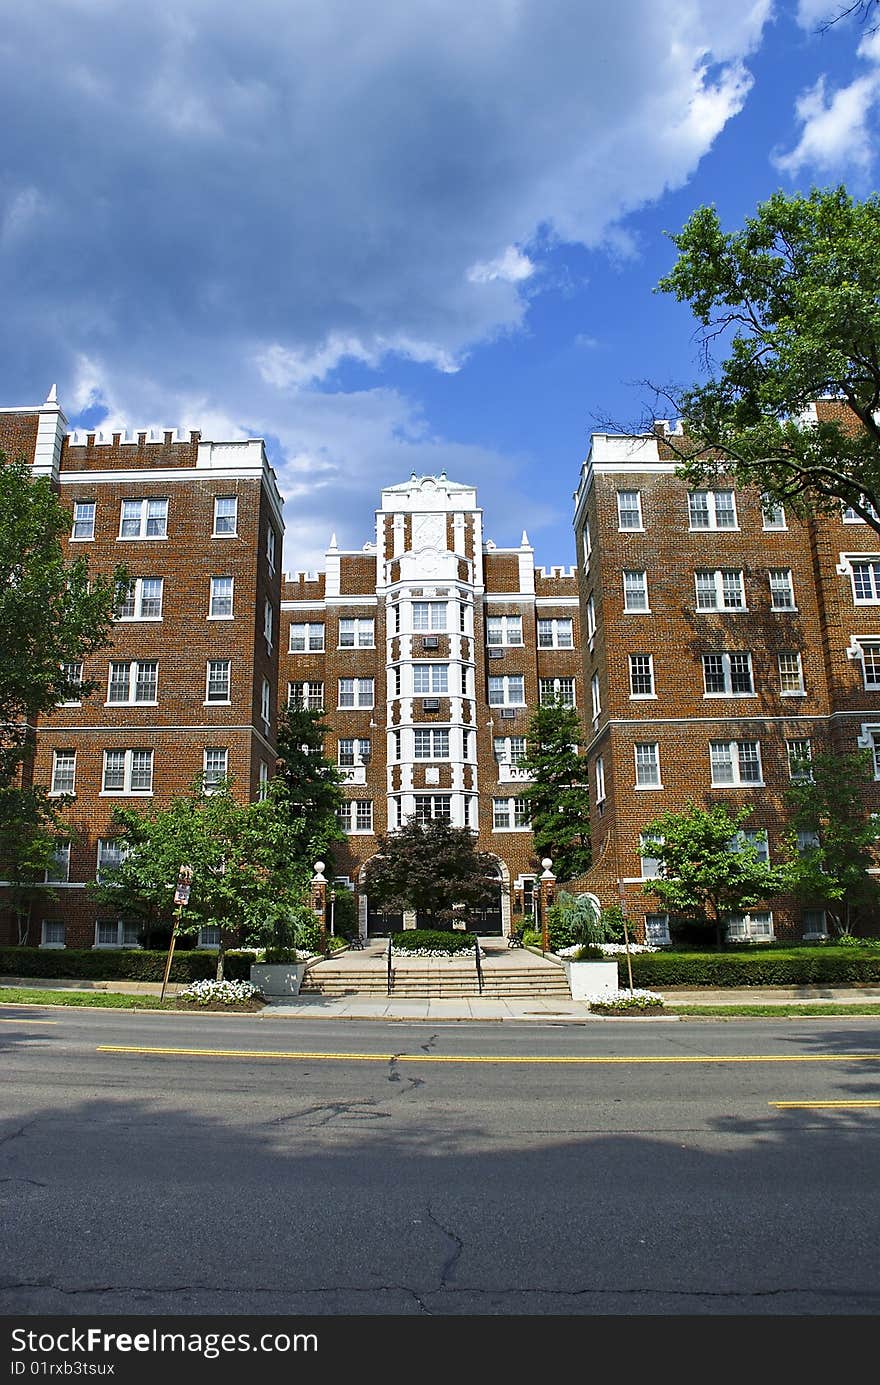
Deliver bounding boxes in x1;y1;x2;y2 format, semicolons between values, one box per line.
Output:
366;902;403;937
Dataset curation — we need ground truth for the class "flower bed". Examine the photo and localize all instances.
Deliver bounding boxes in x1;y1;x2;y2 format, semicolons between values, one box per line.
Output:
589;988;666;1014
174;979;265;1011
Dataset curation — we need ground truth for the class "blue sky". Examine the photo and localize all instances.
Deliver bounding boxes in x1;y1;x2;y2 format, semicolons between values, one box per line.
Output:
2;1;878;571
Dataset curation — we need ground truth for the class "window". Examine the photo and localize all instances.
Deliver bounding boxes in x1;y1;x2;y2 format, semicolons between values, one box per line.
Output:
201;747;228;792
414;729;450;759
338;738;371;767
116;577;164;620
688;489;737;530
119;497;167;539
644;913;670;945
102;749;154;795
494;735;526;764
412;601;447;632
778;650;805;695
208;576;234;618
582;517;592;564
461;665;469;696
634;742;661;788
337;800;374;833
206;660;231;703
44;840;70;883
263;599;274;649
486;614;523;646
710;740;763;786
843;496;879;522
71;500;95;540
539;677;575;706
338;677;374;709
488;674;525;706
288;680;323;710
107;660;158;705
856;640;880;689
60;662;83;706
267;526;276;574
411;664;448;696
617;490;643;530
392;666;402;697
459;602;467;634
797;829;820;853
639;832;663;878
95;919;141;949
50;750;76;796
762;497;786;530
769;569;796;610
850;559;880;604
537;618;573;648
339;617;374;648
97;838;128;882
289;622;324;651
213;496;237;536
702;652;754;696
493;797;530;829
595;755;605;804
802;909;828;939
623;570;649;612
730;828;770;864
40;921;66;949
259;761;269;800
260;678;271;727
413;794;452;823
786;738;813;781
725;911;774;942
198;925;222;948
462;730;471;758
586;595;596;639
591;672;601;721
628;654;655;698
694;569;745;611
391;730;401;761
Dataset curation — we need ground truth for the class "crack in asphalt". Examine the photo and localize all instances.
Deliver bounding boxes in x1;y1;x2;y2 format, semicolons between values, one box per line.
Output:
426;1205;464;1285
0;1119;38;1151
0;1178;47;1187
264;1101;391;1128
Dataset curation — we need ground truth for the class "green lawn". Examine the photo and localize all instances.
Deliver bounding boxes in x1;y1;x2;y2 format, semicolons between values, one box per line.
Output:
0;987;262;1013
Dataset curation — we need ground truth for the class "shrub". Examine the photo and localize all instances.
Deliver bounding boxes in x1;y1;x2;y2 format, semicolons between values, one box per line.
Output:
391;929;475;955
621;947;880;989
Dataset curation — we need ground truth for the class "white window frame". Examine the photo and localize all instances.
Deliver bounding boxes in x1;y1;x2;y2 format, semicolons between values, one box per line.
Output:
486;614;524;647
412;601;447;632
207;576;234;620
338;617;375;648
101;748;154;796
413;728;450;760
197;925;222;949
591;672;601;722
50;749;76;797
288;680;324;710
203;747;228;791
97;837;128;882
289;622;325;652
212;495;238;537
802;909;828;940
413;794;452;824
338;677;374;709
702;651;754;697
44;840;70;884
116;576;164;621
94;919;141;949
118;497;168;540
710;740;763;787
258;761;269;800
778;650;805;696
539;677;576;707
266;526;277;575
849;558;880;605
492;797;530;830
688;489;738;531
634;742;662;789
622;570;649;613
761;497;787;530
616;490;643;531
797;829;820;853
494;735;526;765
338;800;374;834
537;617;573;648
644;913;670;945
843;496;879;523
40;920;66;949
725;911;774;942
71;500;96;541
586;595;596;640
59;661;83;706
488;674;525;707
264;599;274;650
730;828;770;865
639;832;663;878
769;568;796;611
694;569;746;611
595;755;606;805
261;677;271;727
205;660;231;704
786;739;813;781
106;660;159;706
338;737;372;767
853;639;880;690
628;654;655;699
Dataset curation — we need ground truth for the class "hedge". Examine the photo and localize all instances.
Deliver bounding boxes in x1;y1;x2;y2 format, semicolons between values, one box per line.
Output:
391;929;475;954
623;948;880;989
0;947;255;983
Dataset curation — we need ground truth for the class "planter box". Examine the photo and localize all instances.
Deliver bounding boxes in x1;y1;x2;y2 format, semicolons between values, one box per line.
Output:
250;962;309;997
563;960;619;1001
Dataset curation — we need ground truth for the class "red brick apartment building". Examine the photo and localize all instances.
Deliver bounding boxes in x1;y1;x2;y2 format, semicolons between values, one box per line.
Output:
573;403;880;944
1;392;580;946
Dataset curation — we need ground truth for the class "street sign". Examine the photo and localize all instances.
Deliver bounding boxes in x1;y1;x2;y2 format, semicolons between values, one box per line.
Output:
173;884;191;906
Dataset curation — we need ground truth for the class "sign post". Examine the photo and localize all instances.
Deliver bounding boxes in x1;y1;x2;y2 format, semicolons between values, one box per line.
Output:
160;865;193;1002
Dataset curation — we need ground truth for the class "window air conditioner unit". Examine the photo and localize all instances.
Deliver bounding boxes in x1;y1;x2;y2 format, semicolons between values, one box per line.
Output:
500;707;516;719
423;698;441;712
423;636;440;648
488;648;503;659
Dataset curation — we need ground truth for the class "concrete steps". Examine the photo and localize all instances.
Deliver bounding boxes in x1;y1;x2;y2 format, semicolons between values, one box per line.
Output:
299;959;571;999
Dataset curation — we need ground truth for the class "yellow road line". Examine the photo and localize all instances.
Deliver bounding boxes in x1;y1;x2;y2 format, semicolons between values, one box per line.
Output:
96;1045;880;1065
0;1016;59;1025
770;1100;880;1109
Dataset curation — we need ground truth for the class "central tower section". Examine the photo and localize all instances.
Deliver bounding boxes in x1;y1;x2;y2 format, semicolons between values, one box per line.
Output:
376;474;484;832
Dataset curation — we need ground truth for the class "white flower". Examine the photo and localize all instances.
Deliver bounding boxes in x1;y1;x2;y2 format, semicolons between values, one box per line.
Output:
177;979;262;1005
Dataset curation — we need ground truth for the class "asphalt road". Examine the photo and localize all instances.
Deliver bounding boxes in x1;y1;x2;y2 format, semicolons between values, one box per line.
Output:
3;1006;880;1316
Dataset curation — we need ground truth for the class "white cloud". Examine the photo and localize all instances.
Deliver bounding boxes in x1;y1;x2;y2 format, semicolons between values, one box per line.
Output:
775;20;880;173
467;246;536;284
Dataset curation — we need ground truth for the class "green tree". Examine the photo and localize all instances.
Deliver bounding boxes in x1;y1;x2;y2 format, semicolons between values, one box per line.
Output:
91;778;317;975
519;699;591;884
640;801;791;949
0;453;121;782
364;818;498;927
785;750;880;935
0;785;71;945
655;187;880;534
274;699;346;866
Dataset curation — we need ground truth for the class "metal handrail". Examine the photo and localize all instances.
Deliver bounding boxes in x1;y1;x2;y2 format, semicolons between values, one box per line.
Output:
386;937;393;995
475;937;484;995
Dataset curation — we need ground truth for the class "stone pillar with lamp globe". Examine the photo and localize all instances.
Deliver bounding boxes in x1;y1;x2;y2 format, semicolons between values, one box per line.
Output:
538;857;556;954
312;861;328;956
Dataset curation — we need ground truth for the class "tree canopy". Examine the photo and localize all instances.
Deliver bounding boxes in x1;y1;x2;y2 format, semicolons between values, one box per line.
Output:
785;750;880;935
274;699;346;866
655;186;880;534
0;785;71;945
0;453;120;782
363;818;498;926
519;698;591;884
